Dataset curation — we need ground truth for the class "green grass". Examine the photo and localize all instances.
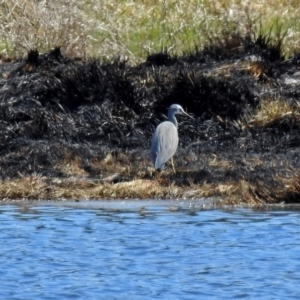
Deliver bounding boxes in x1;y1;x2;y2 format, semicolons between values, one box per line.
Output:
1;0;300;61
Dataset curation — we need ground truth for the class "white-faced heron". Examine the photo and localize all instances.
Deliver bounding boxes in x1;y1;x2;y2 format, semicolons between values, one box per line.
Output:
151;104;191;173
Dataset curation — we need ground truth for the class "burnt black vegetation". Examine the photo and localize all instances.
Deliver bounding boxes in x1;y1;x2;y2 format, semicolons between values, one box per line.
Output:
1;34;300;202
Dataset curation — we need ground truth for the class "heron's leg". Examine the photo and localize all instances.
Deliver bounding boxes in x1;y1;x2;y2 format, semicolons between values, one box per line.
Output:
171;157;176;174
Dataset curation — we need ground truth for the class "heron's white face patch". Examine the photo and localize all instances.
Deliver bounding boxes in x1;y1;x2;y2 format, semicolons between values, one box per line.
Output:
172;104;182;109
169;104;184;114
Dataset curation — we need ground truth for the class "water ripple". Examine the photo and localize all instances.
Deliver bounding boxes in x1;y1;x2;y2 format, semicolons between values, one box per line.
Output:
0;202;299;299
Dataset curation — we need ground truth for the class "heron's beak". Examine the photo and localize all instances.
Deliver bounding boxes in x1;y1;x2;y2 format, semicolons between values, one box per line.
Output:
182;111;193;119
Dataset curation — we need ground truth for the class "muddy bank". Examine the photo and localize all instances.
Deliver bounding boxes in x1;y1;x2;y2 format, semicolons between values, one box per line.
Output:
1;35;300;204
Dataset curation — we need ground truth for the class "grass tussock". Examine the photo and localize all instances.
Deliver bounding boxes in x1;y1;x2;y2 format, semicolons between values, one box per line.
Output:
247;98;300;128
55;155;89;177
1;0;300;60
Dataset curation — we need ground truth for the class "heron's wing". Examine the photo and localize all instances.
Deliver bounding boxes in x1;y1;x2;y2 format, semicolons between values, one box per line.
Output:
151;122;178;169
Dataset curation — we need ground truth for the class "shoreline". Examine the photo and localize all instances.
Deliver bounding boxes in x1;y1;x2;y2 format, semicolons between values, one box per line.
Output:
1;198;300;213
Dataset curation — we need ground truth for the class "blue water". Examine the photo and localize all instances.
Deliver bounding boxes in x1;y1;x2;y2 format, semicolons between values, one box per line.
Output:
0;201;300;300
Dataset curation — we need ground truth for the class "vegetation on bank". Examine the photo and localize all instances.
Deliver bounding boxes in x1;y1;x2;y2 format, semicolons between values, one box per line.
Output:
1;156;300;205
1;0;300;61
1;1;300;205
0;38;300;205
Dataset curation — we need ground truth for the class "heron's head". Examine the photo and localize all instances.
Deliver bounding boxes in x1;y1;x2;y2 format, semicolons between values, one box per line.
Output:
168;104;191;117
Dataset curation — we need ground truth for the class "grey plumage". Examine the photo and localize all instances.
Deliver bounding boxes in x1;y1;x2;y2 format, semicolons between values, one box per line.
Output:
151;104;190;172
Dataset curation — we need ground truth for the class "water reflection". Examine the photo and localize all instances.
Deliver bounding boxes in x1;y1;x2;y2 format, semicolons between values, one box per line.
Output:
0;201;300;299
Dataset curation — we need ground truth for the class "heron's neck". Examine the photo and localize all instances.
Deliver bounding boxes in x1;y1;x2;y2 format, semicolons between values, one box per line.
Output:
168;112;178;128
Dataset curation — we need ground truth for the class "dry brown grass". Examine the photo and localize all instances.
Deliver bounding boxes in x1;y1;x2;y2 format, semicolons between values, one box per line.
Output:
1;150;295;205
1;150;300;205
208;154;233;169
0;0;87;58
55;155;89;177
1;0;300;60
247;98;300;128
1;171;299;205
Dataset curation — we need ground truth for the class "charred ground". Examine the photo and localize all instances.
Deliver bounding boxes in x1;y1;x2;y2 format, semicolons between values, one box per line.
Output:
1;34;300;204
